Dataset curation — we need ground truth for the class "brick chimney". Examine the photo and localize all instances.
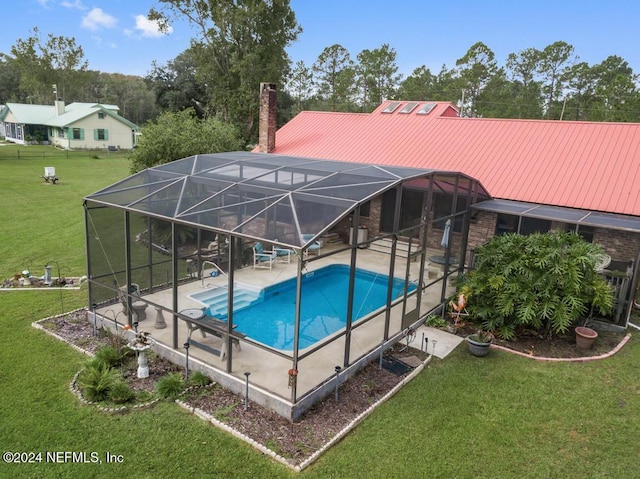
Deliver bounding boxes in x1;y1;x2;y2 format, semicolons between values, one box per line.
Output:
258;82;277;153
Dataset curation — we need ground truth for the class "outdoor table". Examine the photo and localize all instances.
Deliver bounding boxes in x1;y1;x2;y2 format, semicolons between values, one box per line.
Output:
180;308;243;360
180;308;206;320
428;255;458;266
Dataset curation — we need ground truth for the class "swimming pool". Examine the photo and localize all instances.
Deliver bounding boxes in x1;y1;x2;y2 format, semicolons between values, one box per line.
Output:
192;264;415;351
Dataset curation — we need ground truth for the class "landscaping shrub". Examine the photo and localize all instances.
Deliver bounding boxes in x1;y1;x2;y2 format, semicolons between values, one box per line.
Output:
460;231;613;339
188;370;211;387
78;362;122;402
94;346;125;368
156;372;185;398
109;381;135;404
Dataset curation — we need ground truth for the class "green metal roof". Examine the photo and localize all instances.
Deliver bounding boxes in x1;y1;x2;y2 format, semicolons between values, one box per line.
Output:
2;102;138;130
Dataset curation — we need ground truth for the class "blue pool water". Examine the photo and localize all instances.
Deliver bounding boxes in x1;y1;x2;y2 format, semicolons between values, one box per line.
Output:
198;265;415;351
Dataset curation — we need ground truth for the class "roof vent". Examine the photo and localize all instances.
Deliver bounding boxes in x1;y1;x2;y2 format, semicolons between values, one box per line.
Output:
399;102;419;114
381;101;401;113
416;103;436;115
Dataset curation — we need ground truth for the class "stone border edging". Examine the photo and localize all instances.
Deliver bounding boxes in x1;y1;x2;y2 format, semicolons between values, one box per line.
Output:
32;308;95;357
33;310;166;413
176;355;433;472
490;333;632;362
69;370;162;413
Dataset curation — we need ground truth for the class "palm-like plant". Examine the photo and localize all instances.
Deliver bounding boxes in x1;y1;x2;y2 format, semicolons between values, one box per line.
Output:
460;231;613;339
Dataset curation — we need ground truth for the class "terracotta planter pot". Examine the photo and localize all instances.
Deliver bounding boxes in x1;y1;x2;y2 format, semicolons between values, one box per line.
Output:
575;326;598;350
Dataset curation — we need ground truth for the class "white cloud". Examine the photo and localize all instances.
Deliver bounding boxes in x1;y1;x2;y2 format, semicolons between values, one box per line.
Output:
61;0;86;10
134;14;172;38
82;7;117;31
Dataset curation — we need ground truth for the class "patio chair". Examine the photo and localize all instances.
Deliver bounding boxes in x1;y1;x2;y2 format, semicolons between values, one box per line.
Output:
274;246;294;263
253;242;277;270
300;234;321;256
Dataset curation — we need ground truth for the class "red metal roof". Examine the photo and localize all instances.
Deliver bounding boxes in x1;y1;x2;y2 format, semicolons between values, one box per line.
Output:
263;101;640;216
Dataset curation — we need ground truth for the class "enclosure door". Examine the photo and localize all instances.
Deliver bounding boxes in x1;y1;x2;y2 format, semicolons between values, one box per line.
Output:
380;188;425;234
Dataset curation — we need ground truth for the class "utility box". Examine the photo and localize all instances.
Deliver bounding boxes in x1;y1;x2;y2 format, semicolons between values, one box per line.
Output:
349;226;369;248
44;167;56;177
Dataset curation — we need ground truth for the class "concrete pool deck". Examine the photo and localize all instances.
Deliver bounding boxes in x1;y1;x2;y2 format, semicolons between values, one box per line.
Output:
95;241;461;417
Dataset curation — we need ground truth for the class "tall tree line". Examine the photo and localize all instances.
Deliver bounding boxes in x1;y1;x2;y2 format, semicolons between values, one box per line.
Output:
286;39;640;122
1;28;157;125
3;2;640;150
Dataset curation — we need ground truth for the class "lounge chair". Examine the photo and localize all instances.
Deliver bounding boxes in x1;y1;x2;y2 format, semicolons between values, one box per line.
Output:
300;234;322;256
253;242;277;269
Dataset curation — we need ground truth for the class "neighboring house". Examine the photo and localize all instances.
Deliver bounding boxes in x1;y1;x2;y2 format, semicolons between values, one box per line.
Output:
0;100;139;150
0;105;5;138
255;89;640;327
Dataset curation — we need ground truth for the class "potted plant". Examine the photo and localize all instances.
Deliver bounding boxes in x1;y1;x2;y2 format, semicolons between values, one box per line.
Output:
575;316;598;350
466;330;493;357
575;326;598;349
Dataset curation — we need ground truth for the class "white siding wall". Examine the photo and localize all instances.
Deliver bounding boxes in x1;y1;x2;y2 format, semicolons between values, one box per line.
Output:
51;112;136;150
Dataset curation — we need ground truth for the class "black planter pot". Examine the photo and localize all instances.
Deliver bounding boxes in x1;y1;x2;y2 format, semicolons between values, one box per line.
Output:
466;335;492;357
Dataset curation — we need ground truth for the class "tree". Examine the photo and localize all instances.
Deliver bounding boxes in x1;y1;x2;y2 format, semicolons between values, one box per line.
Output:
129;109;242;173
285;60;314;114
356;43;401;111
0;54;23;104
537;41;576;119
475;69;530;119
312;44;356;111
455;42;498;117
145;49;208;116
590;55;639;122
149;0;300;143
459;231;613;340
505;47;544;118
563;61;597;120
395;65;436;100
10;27;88;103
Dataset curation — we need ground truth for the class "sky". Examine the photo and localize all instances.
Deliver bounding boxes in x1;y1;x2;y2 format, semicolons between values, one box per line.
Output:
2;0;640;79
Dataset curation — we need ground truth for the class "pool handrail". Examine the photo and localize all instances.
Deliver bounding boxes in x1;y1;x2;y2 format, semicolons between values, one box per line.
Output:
200;260;227;287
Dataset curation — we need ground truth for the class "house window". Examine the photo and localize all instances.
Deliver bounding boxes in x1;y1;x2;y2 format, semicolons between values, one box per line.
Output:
520;217;551;235
360;201;370;218
577;225;595;243
496;214;518;235
72;128;84;140
95;129;108;140
496;214;551;235
98;112;105;119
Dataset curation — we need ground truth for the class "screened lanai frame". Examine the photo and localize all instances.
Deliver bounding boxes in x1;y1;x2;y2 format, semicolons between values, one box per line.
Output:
84;152;490;415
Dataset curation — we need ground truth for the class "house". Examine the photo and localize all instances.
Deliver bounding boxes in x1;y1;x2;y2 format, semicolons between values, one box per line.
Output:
255;88;640;328
83;84;493;418
0;105;5;138
0;99;139;150
82;83;636;419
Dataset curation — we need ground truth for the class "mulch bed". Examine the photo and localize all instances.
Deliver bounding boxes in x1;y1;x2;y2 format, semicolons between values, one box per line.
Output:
454;321;627;359
36;309;630;468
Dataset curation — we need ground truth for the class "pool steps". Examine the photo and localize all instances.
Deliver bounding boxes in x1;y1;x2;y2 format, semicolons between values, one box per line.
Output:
191;285;261;317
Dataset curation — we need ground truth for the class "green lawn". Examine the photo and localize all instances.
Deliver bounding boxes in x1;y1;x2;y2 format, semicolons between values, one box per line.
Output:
0;144;638;478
